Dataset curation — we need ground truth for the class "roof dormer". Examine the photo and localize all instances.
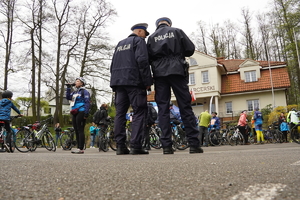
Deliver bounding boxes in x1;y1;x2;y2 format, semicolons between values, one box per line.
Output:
238;59;262;82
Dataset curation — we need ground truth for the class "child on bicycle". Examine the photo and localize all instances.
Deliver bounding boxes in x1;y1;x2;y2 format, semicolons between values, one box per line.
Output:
0;90;22;152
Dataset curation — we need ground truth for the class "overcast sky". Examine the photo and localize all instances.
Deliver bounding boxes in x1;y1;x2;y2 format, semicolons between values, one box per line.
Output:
107;0;272;44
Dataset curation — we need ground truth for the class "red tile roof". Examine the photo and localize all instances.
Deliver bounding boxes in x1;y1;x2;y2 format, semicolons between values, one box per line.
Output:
221;67;290;94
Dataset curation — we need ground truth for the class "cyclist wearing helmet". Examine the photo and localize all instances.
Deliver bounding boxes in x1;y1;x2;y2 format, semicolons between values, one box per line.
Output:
66;77;91;154
0;90;22;152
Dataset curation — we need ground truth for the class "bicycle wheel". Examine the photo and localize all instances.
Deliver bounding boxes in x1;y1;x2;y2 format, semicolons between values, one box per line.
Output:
15;128;33;153
42;131;56;151
171;133;177;151
4;130;14;153
209;130;222;146
291;125;300;144
236;132;245;145
176;128;188;150
99;135;109;152
60;133;73;150
227;132;236;146
108;131;117;151
149;129;162;149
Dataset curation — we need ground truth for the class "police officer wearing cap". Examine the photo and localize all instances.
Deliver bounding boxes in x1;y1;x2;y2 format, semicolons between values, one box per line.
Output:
110;23;153;155
147;17;203;154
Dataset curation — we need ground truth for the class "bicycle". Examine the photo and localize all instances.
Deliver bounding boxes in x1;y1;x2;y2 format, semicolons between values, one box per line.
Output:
0;116;20;153
220;123;235;145
60;127;77;150
208;126;222;146
15;117;56;153
98;125;110;152
171;121;188;150
227;126;245;146
60;127;86;150
99;119;117;151
271;121;284;143
148;124;162;149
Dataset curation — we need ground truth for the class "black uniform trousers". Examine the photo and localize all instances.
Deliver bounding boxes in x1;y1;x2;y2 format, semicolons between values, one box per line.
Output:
114;86;147;149
154;75;200;148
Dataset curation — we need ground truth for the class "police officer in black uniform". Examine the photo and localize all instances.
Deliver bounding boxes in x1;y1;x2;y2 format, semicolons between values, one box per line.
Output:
110;23;153;155
147;17;203;154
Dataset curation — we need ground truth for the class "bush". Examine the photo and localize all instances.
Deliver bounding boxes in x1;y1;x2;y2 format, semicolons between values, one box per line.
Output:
267;105;298;125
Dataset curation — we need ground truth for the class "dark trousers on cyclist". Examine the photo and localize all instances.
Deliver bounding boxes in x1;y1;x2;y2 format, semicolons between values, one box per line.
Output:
72;111;86;150
199;126;208;146
154;76;200;148
2;120;12;144
114;86;147;149
239;125;248;143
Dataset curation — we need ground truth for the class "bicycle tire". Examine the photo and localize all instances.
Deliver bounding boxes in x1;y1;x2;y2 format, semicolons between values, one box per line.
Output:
209;131;222;146
273;130;281;143
176;128;188;150
108;131;117;151
60;133;73;150
227;132;236;146
149;131;162;149
99;135;109;152
5;130;14;153
236;132;245;145
14;128;33;153
42;131;56;151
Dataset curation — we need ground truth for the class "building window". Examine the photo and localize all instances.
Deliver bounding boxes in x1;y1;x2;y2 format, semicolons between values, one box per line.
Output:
245;71;257;82
247;100;259;111
189;58;197;66
189;73;195;85
225;102;232;114
202;71;209;83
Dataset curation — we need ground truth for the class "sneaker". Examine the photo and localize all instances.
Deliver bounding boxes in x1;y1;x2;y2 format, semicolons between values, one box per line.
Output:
71;149;84;154
130;148;149;155
163;147;174;154
116;146;130;155
189;146;204;154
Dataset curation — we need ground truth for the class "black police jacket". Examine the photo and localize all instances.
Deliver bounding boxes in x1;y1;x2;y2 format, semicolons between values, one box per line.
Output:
147;24;195;78
110;33;153;89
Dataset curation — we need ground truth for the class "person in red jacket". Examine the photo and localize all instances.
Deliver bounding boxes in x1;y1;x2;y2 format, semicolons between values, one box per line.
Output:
238;110;249;144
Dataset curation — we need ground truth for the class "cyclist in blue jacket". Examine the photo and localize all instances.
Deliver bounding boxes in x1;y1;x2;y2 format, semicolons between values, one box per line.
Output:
66;77;91;154
0;90;22;152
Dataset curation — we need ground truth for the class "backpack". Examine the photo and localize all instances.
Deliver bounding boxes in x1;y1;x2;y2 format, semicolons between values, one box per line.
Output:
148;105;157;125
93;110;102;124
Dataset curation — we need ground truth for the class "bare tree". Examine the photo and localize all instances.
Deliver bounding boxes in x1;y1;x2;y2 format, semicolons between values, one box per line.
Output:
0;0;17;90
240;8;256;60
192;20;208;54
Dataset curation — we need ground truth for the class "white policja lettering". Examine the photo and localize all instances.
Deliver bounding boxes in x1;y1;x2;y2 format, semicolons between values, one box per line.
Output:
117;44;131;51
154;32;175;42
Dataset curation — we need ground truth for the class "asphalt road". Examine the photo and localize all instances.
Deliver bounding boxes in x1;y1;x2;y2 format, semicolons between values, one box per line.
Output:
0;143;299;200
